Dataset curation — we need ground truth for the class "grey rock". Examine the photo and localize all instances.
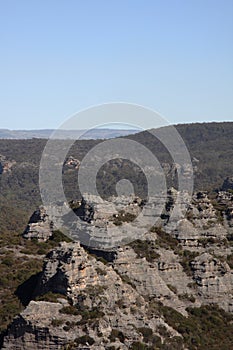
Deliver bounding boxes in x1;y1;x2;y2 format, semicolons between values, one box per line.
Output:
3;242;182;349
7;189;233;348
23;206;54;241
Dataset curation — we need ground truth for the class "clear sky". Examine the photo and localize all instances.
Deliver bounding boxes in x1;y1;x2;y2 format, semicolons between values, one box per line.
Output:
0;0;232;129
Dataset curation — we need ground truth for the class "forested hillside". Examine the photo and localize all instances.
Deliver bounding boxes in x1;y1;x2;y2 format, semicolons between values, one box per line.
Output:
0;121;233;343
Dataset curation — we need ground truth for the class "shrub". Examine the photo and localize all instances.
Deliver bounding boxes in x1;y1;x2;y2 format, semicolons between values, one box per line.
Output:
60;305;80;315
138;327;153;342
130;239;160;262
179;293;196;303
112;212;136;225
75;335;95;345
96;267;107;275
152;227;179;250
167;284;177;294
159;304;233;350
179;250;199;276
50;230;72;243
51;319;64;327
109;329;125;342
226;254;233;268
119;273;135;288
130;342;147;350
36;292;66;303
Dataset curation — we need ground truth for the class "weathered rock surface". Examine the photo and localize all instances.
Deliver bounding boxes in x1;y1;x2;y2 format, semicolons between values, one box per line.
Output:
3;242;182;349
190;253;233;312
3;301;69;350
4;189;233;348
23;206;54;241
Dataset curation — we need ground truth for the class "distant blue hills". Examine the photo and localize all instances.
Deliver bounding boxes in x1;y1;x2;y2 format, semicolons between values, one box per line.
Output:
0;128;139;140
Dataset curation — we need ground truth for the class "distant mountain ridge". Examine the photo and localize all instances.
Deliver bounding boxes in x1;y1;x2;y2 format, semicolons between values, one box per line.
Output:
0;128;139;139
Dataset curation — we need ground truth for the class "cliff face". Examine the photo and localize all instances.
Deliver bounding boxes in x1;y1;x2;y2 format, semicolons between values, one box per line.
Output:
3;242;182;349
23;206;54;241
3;189;233;349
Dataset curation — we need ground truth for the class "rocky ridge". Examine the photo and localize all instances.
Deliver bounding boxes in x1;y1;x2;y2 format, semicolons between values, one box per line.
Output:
2;188;233;349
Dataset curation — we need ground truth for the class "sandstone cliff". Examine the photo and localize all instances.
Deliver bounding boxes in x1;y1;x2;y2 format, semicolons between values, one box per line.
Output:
2;189;233;349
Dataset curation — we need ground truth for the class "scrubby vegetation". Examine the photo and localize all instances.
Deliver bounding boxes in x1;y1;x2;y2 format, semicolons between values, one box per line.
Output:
0;123;233;345
151;227;179;250
179;250;199;276
36;291;66;303
112;211;137;226
130;239;160;262
109;329;126;342
158;304;233;350
0;226;72;338
0;253;42;333
60;301;105;325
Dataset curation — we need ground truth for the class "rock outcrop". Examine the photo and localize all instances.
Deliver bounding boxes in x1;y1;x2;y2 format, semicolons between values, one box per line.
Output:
190;253;233;312
3;242;182;349
0;154;16;174
23;206;54;241
63;156;80;171
5;188;233;349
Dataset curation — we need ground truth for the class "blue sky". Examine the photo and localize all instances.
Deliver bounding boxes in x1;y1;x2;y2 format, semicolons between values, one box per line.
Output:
0;0;232;129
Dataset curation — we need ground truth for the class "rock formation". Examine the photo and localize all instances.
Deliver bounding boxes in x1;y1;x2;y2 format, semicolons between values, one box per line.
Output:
23;206;54;241
3;188;233;348
0;154;16;174
3;242;182;349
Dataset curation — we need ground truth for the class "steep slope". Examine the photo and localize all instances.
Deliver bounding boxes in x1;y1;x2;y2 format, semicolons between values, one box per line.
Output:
2;189;233;349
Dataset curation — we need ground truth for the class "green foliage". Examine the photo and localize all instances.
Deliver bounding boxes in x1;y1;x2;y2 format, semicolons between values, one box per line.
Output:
78;307;105;324
109;329;125;342
49;230;73;243
85;284;107;298
36;291;66;303
62;321;77;331
130;239;160;262
0;254;43;333
90;254;108;265
118;273;135;288
130;342;148;350
198;237;225;247
60;302;105;325
178;293;195;303
167;284;177;294
51;318;64;327
112;212;137;225
95;267;107;275
151;227;179;250
226;254;233;268
138;327;153;342
179;250;199;276
75;335;95;345
60;305;80;315
159;304;233;350
0;123;233;342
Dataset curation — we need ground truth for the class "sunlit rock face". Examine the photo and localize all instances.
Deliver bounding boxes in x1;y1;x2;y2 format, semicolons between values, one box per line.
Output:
6;188;233;349
23;206;54;242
